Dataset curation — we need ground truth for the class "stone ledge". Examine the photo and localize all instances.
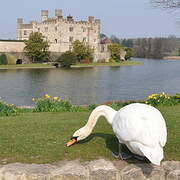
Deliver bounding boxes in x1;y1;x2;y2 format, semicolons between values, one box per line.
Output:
0;159;179;180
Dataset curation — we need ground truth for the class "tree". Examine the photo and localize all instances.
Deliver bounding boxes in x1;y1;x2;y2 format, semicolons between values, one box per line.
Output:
151;0;180;9
125;48;134;60
108;43;124;61
57;51;76;68
24;32;50;62
72;40;94;62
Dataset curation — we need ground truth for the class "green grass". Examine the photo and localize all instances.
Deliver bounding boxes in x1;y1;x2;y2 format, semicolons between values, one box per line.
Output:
0;105;179;164
73;60;143;67
0;63;54;69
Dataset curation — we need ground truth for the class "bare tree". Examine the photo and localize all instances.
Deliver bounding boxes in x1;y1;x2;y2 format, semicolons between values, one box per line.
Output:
151;0;180;9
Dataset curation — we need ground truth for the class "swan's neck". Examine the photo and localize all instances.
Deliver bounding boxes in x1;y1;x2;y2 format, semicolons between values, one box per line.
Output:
84;105;117;133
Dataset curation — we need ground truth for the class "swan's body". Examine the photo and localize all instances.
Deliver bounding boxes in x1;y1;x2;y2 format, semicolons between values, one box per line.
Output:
67;103;167;166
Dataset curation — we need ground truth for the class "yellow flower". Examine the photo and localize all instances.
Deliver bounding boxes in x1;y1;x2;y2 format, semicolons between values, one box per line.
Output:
32;98;35;102
53;97;59;101
44;94;50;98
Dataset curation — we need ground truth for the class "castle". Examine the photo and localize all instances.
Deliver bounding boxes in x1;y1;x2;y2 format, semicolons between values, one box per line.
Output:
16;9;110;62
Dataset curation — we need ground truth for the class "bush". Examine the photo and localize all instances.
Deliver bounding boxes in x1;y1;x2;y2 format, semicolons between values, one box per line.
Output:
0;54;7;65
145;92;180;106
33;94;73;112
0;99;18;116
57;51;76;68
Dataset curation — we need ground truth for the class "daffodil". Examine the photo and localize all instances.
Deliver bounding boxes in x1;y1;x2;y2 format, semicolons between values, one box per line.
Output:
44;94;50;99
53;97;59;101
32;98;35;102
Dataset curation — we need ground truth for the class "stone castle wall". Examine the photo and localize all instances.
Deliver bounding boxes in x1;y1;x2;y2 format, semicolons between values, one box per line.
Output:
0;9;110;62
15;9;109;62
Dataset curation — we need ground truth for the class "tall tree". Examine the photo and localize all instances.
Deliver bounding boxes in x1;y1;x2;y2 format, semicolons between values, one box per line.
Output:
72;40;94;62
24;32;50;62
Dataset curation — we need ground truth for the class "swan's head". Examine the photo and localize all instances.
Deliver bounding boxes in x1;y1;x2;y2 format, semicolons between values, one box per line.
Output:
66;127;91;147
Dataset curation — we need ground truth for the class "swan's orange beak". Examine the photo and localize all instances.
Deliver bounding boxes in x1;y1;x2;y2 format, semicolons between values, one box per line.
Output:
66;137;77;147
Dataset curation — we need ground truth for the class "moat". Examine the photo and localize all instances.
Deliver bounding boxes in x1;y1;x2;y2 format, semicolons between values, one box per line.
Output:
0;58;180;106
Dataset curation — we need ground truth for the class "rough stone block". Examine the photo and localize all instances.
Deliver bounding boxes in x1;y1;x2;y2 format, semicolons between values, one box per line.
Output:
166;170;180;180
162;161;180;180
50;160;88;180
87;159;119;180
120;163;165;180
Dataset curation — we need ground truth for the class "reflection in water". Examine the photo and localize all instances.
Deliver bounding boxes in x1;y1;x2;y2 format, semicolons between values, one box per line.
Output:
0;58;180;106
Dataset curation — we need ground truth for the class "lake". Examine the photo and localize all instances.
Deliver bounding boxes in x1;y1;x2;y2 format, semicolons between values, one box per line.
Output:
0;58;180;106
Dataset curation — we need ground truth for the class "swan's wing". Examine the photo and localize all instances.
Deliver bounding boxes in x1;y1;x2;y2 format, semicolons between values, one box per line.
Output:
112;104;167;147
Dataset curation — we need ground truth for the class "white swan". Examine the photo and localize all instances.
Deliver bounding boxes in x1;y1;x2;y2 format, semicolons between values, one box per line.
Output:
66;103;167;166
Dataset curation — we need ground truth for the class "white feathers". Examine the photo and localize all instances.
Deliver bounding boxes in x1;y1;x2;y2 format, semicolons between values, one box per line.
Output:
112;103;167;165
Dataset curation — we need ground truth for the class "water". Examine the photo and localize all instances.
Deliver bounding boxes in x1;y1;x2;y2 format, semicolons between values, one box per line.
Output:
0;58;180;106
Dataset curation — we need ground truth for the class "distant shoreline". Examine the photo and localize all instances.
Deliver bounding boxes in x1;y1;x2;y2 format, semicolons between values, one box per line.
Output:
163;56;180;60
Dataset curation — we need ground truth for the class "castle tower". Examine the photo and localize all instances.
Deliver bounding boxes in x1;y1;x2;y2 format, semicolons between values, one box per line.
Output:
41;10;48;22
88;16;94;23
55;9;63;18
16;18;23;40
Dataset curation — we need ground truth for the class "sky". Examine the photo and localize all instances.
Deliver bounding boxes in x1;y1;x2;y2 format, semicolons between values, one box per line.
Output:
0;0;179;39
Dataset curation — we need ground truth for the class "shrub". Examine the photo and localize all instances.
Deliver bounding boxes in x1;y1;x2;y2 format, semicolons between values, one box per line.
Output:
57;51;76;68
0;54;7;65
0;99;18;116
33;94;72;112
88;104;98;111
145;92;180;106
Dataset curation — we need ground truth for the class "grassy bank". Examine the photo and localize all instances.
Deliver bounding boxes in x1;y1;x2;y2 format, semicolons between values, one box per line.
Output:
0;63;54;69
0;104;179;164
73;60;143;67
0;60;142;70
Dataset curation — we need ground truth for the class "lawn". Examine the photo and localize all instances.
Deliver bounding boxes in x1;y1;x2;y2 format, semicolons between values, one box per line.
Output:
0;63;54;69
0;104;179;164
73;60;143;67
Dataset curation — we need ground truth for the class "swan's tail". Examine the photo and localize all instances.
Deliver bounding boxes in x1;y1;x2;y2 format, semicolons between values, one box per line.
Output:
140;144;164;166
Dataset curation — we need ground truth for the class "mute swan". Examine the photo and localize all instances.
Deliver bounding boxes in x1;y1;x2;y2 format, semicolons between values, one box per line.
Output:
66;103;167;166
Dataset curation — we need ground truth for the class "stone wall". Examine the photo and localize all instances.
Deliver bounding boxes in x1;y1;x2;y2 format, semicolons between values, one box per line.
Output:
0;159;179;179
0;41;110;62
0;41;25;52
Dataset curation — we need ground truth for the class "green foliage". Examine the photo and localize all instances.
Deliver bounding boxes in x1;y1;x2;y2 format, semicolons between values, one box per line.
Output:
146;92;180;106
24;32;50;62
108;43;124;62
0;53;16;65
0;99;18;116
6;54;16;65
33;94;72;112
57;51;76;68
0;54;7;65
125;47;134;60
88;104;98;111
72;40;94;62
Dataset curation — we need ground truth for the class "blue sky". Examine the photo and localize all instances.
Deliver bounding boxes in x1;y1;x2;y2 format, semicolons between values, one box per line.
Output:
0;0;179;39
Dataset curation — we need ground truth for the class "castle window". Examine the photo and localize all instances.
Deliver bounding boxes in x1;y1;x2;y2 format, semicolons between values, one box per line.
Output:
45;27;48;32
69;27;73;32
38;28;40;32
82;27;86;32
69;36;73;42
24;30;27;35
55;39;58;43
69;45;73;51
55;27;58;31
83;37;86;42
